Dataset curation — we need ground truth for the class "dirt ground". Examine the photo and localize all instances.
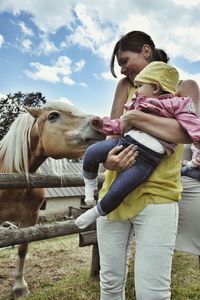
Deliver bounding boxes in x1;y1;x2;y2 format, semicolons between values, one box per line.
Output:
0;234;92;300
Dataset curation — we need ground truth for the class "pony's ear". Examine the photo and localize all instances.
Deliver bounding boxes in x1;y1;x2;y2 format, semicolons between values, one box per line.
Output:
25;106;42;118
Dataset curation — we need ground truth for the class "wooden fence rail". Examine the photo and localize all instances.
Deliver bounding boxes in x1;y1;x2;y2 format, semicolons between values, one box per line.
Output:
0;173;104;189
0;220;96;248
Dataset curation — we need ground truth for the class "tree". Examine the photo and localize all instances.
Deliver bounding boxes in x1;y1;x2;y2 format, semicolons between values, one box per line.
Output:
0;91;46;140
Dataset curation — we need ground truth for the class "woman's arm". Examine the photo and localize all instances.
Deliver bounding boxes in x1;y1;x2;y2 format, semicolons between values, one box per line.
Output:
176;79;200;116
121;110;192;144
110;77;132;118
104;77;138;171
105;113;190;171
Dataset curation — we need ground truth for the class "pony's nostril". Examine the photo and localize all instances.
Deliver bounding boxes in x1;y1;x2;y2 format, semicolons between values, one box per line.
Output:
91;116;103;130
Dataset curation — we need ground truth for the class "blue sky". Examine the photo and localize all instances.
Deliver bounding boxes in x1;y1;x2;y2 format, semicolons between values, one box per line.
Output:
0;0;200;116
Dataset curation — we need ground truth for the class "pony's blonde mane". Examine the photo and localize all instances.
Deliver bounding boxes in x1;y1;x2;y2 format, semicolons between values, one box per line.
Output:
0;113;35;173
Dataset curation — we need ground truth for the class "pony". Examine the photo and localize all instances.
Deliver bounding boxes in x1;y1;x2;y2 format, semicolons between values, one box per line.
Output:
0;101;104;298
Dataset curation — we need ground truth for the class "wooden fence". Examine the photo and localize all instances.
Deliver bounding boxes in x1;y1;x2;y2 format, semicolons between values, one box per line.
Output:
1;173;200;274
0;173;102;277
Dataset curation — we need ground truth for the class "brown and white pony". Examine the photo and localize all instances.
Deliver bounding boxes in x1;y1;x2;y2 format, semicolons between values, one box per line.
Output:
0;101;104;298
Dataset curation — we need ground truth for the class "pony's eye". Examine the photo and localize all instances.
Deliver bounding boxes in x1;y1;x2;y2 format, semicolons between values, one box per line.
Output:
48;112;60;122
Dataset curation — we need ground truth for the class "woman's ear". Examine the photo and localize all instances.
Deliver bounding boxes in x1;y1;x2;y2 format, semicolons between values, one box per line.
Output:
142;44;152;61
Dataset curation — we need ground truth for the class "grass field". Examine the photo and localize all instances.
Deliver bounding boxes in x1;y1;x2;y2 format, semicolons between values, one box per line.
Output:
0;236;200;300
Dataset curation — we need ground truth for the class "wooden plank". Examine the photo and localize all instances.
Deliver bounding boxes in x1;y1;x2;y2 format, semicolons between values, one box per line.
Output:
79;230;97;247
0;220;96;248
0;173;104;189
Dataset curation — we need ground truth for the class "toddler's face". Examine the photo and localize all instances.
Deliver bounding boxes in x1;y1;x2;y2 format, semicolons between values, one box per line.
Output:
136;82;155;98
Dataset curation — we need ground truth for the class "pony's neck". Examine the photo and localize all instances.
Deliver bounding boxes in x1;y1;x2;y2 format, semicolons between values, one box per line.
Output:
28;122;47;172
28;155;46;172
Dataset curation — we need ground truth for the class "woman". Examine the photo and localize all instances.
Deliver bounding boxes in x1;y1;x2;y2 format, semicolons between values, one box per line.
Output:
97;31;200;300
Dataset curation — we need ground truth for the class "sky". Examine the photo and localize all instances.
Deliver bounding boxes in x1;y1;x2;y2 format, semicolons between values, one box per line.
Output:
0;0;200;116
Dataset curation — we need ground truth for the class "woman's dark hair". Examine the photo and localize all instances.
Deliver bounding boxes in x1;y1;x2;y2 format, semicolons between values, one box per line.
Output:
110;31;169;77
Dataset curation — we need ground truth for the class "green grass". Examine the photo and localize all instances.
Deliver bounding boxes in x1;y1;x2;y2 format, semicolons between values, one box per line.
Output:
17;251;200;300
172;252;200;300
18;271;100;300
1;236;200;300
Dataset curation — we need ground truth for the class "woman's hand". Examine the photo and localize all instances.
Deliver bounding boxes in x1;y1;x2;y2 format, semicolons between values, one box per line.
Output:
120;111;136;134
121;110;191;144
103;144;138;172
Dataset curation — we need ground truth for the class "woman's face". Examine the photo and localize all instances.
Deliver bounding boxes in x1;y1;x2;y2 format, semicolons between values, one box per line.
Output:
117;49;149;82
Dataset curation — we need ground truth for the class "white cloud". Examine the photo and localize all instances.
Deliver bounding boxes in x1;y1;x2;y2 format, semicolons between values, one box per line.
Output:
37;35;57;55
0;0;75;33
94;62;123;81
79;82;88;87
74;59;85;72
67;1;200;66
98;72;118;81
172;0;200;7
63;3;117;61
177;67;200;86
18;21;33;36
0;92;6;98
1;0;200;69
21;38;32;52
167;27;200;62
25;55;85;85
0;34;4;47
62;77;75;86
56;56;72;76
25;62;60;82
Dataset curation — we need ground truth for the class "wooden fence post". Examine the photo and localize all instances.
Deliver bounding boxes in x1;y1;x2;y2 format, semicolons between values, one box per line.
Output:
91;243;100;277
199;256;200;269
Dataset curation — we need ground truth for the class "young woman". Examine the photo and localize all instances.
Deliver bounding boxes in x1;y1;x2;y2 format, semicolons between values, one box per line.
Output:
76;62;200;230
96;31;200;300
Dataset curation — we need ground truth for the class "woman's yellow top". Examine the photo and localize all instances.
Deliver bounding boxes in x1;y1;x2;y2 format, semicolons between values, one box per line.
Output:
99;86;183;220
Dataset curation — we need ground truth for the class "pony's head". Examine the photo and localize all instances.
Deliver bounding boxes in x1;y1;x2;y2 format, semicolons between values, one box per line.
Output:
0;101;104;173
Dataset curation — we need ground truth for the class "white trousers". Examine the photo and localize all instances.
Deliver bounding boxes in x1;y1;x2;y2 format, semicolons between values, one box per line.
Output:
97;202;179;300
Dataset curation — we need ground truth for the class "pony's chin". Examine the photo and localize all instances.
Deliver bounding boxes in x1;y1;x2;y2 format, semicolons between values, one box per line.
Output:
85;138;98;145
85;136;105;145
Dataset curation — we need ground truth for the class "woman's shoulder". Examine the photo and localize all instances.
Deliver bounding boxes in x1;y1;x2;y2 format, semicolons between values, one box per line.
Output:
117;77;133;90
177;79;200;116
178;79;199;90
117;77;137;101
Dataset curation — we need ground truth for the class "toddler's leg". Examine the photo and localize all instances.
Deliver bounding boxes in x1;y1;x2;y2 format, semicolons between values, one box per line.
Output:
181;165;189;176
75;205;101;229
84;177;98;206
83;139;119;205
